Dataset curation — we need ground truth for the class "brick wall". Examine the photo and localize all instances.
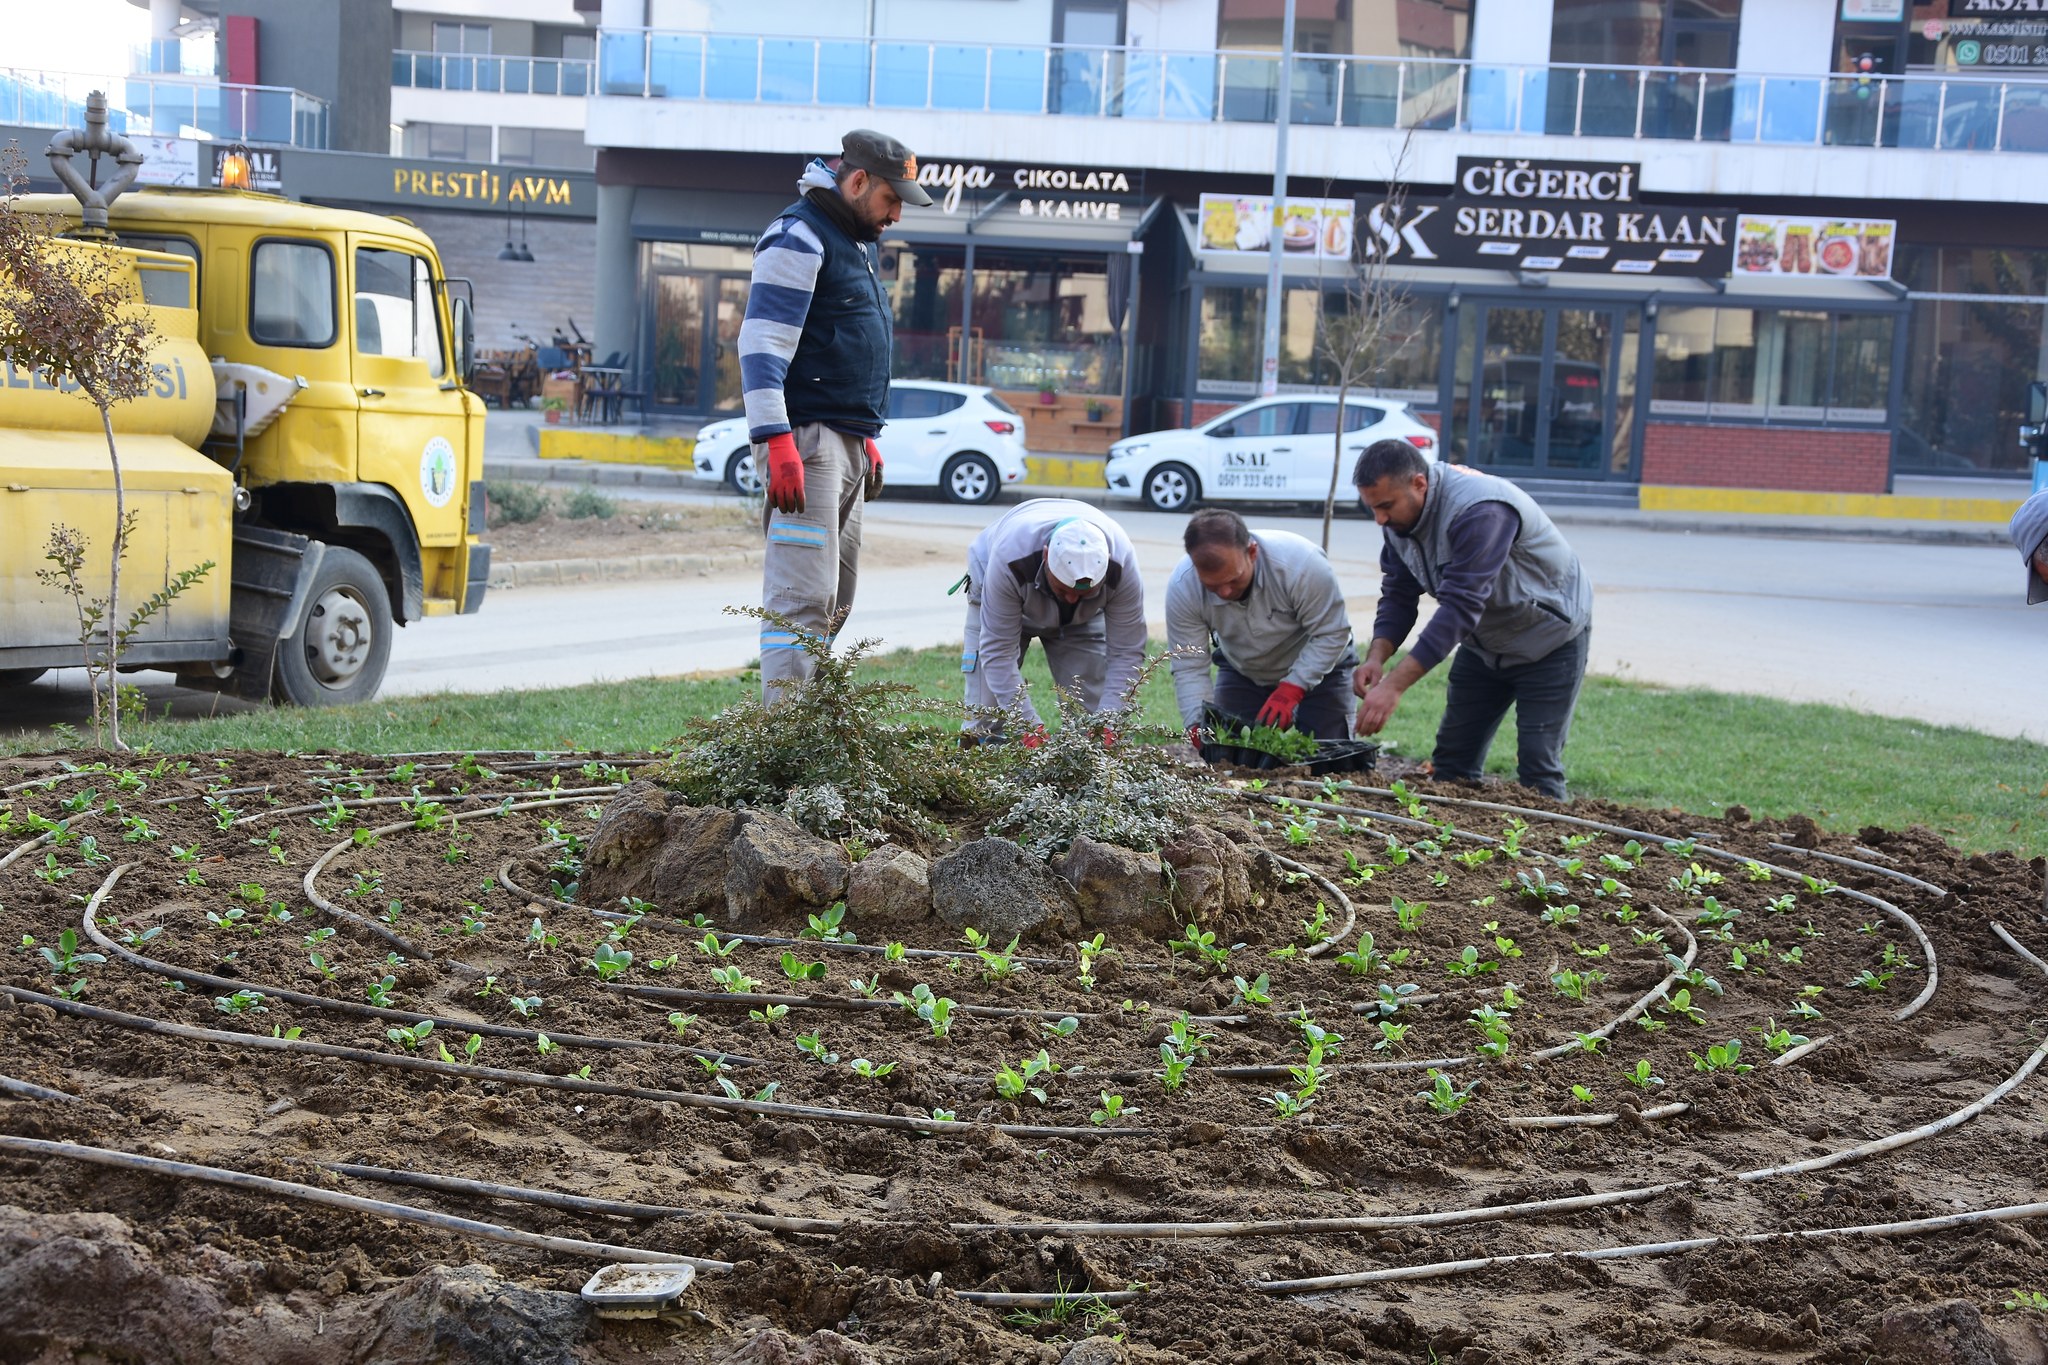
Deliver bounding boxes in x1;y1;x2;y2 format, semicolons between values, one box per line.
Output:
1641;423;1891;494
405;209;599;355
1160;399;1239;428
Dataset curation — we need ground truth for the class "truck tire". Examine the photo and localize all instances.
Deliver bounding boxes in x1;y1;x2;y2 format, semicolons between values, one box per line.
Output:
0;668;46;689
273;546;393;707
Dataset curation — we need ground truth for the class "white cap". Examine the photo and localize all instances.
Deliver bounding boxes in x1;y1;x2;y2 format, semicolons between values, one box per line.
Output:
1046;518;1111;591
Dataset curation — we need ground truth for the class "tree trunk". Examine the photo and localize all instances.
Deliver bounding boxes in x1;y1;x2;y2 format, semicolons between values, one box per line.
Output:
100;405;127;752
1321;375;1352;552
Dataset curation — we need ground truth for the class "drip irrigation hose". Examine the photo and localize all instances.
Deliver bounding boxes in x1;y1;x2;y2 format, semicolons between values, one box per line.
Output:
1771;842;1947;898
145;783;276;806
0;983;1150;1142
0;1135;728;1270
1301;780;1940;1024
610;981;1100;1024
74;866;754;1064
1504;1101;1690;1130
0;819;73;873
320;1161;843;1235
0;1075;81;1103
952;1288;1147;1308
1993;923;2048;979
239;786;620;828
1253;1199;2048;1294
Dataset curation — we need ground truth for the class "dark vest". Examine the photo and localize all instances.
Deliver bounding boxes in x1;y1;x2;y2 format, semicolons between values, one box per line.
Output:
1386;465;1592;667
780;196;892;435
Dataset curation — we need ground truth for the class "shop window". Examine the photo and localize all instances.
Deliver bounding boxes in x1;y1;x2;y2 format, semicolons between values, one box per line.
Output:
1901;297;2042;474
250;240;334;349
886;247;1124;395
1650;307;1893;426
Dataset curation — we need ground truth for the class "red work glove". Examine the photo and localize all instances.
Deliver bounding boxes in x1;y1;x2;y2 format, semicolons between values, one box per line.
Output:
1256;682;1307;729
863;437;884;500
764;432;804;513
1185;723;1204;750
1100;726;1117;750
1020;725;1047;750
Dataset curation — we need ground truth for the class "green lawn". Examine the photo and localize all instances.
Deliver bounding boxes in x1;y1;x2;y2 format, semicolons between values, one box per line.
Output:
7;646;2042;857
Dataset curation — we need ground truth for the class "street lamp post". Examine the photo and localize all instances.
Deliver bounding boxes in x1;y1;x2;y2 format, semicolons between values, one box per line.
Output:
1259;0;1297;398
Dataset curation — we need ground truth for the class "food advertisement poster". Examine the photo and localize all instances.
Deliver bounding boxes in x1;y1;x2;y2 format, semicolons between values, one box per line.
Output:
1198;193;1355;261
1734;215;1895;279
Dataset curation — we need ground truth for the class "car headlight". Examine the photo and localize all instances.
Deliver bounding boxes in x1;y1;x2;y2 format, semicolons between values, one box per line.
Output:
1109;443;1147;461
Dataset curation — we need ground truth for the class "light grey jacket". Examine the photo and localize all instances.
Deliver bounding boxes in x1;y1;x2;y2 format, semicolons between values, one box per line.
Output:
1166;529;1354;725
967;498;1147;724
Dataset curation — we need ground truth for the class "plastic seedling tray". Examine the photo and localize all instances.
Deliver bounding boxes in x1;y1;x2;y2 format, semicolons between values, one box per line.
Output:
579;1262;697;1318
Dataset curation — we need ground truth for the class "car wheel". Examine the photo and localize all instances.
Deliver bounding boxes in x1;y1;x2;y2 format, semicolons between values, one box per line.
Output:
940;453;999;505
0;668;46;689
1143;462;1199;513
272;545;394;708
724;447;762;496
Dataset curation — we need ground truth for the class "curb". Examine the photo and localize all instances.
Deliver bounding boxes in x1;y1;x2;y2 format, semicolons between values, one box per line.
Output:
491;548;763;588
1543;510;2011;546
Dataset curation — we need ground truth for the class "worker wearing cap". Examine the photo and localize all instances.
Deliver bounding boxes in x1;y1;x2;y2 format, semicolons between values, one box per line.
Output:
743;129;934;704
960;498;1147;740
2014;491;2048;606
1166;508;1357;746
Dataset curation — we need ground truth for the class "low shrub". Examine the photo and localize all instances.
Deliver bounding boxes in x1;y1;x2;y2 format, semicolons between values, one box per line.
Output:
483;481;551;527
560;486;618;521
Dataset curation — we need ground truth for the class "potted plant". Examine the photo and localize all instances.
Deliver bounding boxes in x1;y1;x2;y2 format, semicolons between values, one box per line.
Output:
1038;386;1058;406
1085;399;1107;422
541;396;567;425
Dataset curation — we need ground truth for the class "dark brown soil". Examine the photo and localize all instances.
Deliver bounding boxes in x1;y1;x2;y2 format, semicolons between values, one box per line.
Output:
4;748;2048;1364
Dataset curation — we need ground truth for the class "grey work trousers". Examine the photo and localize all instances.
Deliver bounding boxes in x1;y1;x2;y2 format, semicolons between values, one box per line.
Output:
959;564;1106;735
759;424;866;706
1431;628;1590;800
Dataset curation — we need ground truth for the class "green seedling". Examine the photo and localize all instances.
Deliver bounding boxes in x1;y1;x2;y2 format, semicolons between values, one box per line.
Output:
510;995;545;1019
271;1024;304;1040
1075;932;1114;990
587;942;632;981
1754;1018;1810;1054
1334;933;1385;976
1551;967;1606;1002
203;906;248;932
1622;1058;1664;1089
213;989;266;1015
534;1033;558;1056
1880;942;1920;972
695;931;739;958
801;901;855;943
38;929;105;976
2002;1290;2048;1313
1265;1089;1314;1120
1167;920;1232;974
1166;1013;1214;1060
779;950;827;983
118;924;163;949
1659;987;1709;1025
308;952;338;981
1539;903;1580;928
709;965;760;994
1570;1031;1609;1054
1392;895;1426;933
1156;1043;1195;1093
993;1048;1060;1104
1040;1015;1080;1040
1417;1068;1479;1115
1800;873;1838;896
1089;1091;1136;1127
1492;933;1522;960
365;975;398;1008
1445;945;1496;978
849;974;882;998
893;982;957;1038
34;853;74;885
794;1031;838;1063
1570;1083;1597;1104
971;932;1022;981
1231;972;1273;1008
387;1019;435;1050
1690;1038;1752;1073
1366;980;1421;1019
1574;942;1612;960
380;899;405;927
1298;901;1332;946
1375;1019;1410;1051
1848;968;1895;991
884;940;907;962
1694;898;1741;928
848;1058;894;1080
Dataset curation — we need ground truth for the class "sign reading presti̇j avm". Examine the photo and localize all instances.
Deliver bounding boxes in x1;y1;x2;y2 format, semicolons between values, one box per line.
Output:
1355;157;1737;278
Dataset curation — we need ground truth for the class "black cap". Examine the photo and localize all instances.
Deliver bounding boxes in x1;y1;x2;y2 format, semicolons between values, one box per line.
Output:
840;129;933;207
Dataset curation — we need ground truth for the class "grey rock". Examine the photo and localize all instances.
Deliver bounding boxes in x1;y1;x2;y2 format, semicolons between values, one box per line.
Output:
359;1263;592;1365
845;844;932;929
929;837;1077;942
1160;825;1253;922
1057;835;1171;936
1059;1338;1130;1365
582;782;740;918
725;811;851;927
0;1204;234;1364
1870;1300;2017;1365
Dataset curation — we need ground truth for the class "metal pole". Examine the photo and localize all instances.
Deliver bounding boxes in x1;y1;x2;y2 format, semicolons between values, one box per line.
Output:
1935;80;1948;151
1454;64;1465;129
1996;81;2009;151
1574;66;1585;136
1695;72;1706;140
1634;70;1645;138
1874;76;1887;148
1258;0;1295;398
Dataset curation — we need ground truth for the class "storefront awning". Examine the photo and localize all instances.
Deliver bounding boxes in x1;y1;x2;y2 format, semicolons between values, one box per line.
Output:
630;189;792;244
887;195;1161;253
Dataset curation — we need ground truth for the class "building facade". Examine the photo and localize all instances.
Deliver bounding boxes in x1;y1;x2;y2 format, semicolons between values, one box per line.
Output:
585;0;2048;489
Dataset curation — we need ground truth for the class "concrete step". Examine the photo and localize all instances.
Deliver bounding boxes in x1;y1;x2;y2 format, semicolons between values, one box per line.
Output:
1506;477;1642;511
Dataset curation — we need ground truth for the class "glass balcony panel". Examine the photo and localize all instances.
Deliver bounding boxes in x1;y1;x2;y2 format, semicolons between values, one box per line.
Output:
932;45;986;109
510;59;537;95
1404;61;1461;129
1339;58;1398;128
1886;80;1940;148
817;42;869;104
1463;65;1514;132
1221;54;1277;122
562;62;590;97
762;40;816;103
1119;50;1163;119
1822;75;1885;147
1051;47;1117;115
707;37;760;101
600;31;649;95
1160;54;1216;120
1758;77;1822;142
1940;81;2002;150
2000;83;2048;152
1289;55;1338;125
988;47;1044;112
873;43;930;108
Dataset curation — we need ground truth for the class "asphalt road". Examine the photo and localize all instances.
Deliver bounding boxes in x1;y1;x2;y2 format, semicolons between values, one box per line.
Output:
7;491;2043;744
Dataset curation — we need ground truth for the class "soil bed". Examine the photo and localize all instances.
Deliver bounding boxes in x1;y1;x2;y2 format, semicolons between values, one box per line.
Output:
3;748;2048;1363
484;493;951;572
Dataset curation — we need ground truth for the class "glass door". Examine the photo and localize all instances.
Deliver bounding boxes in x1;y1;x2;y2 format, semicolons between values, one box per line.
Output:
1463;303;1631;479
648;271;752;415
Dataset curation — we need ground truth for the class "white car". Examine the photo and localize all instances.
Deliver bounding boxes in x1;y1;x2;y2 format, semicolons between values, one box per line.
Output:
691;381;1030;504
1103;395;1438;512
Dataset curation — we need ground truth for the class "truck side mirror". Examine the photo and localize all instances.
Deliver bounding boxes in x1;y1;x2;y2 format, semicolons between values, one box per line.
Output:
451;296;475;383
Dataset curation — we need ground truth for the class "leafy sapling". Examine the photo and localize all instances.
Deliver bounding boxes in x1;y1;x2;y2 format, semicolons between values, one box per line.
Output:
1417;1068;1479;1115
1089;1091;1137;1126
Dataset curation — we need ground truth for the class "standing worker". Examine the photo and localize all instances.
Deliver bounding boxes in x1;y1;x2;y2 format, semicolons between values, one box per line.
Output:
2013;490;2048;605
1166;508;1356;747
1350;440;1593;800
961;499;1146;742
741;130;933;703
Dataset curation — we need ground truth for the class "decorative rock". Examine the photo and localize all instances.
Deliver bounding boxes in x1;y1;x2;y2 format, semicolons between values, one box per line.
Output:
845;844;932;928
929;837;1078;942
724;811;850;927
582;782;738;918
1057;835;1171;936
1059;1337;1129;1365
1869;1300;2019;1365
1159;825;1253;922
361;1263;593;1364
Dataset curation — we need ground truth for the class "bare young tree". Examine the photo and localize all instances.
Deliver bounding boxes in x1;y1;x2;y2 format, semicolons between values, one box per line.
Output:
0;146;160;748
1312;137;1420;552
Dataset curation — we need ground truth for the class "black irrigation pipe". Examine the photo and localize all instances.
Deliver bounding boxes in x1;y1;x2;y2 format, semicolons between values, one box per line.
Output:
608;981;1099;1024
320;1161;842;1235
1301;781;1940;1024
0;1075;81;1103
1768;842;1946;899
74;866;759;1065
0;1136;729;1270
0;983;1150;1142
239;787;618;828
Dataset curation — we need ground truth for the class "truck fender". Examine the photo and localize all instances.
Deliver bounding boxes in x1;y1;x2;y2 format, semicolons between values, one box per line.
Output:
253;482;424;624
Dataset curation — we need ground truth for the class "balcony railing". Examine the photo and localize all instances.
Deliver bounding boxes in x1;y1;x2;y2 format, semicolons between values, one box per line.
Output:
0;69;330;149
595;29;2048;155
392;51;594;97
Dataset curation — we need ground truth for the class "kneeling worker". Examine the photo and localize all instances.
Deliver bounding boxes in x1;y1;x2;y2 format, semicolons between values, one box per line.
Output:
1166;508;1357;746
1351;440;1592;799
961;498;1146;740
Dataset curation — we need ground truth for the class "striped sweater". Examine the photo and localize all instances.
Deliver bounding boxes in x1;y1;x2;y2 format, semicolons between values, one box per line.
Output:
740;158;845;442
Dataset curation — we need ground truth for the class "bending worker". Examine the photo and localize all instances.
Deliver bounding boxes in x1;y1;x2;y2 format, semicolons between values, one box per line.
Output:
740;129;932;703
1166;508;1356;746
1350;439;1592;800
961;498;1146;740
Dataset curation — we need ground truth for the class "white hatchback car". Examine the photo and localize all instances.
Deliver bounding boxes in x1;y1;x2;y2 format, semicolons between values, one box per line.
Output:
1103;395;1438;512
691;381;1030;504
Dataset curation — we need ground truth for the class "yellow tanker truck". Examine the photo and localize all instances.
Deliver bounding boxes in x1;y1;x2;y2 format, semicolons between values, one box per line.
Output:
0;98;488;706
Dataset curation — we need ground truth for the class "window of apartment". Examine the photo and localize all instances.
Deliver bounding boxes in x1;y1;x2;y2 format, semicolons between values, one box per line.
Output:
1550;0;1739;67
561;33;595;63
1217;0;1476;61
1650;307;1893;424
432;22;491;54
498;126;594;169
404;122;492;162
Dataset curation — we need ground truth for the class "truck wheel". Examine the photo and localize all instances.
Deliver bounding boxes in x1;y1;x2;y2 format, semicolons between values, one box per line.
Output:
0;668;46;688
274;546;393;707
